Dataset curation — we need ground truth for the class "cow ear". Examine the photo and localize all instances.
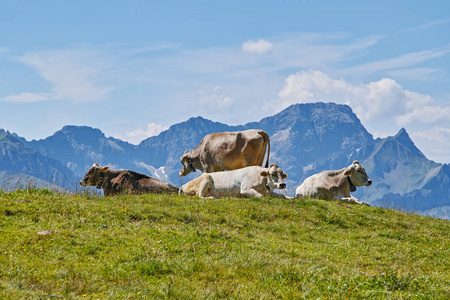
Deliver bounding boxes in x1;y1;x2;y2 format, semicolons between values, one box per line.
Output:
101;167;109;172
260;171;269;177
282;173;288;179
344;166;353;176
181;151;190;161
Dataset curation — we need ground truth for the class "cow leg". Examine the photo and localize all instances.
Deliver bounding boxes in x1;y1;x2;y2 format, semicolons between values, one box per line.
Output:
240;188;263;198
340;196;363;205
198;175;214;198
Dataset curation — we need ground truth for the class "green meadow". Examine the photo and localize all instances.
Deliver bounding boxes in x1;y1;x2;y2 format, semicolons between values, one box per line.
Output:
1;189;449;299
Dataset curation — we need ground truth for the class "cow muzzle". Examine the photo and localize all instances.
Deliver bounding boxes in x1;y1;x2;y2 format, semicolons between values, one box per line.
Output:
278;183;286;189
80;181;86;186
366;180;372;186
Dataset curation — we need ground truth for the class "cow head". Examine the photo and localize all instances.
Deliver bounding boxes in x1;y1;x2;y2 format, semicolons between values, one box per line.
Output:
344;161;372;187
80;163;109;188
260;163;288;190
179;151;195;177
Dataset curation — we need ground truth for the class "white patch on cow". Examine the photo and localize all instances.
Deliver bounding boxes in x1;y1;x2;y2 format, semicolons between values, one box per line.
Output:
134;161;169;182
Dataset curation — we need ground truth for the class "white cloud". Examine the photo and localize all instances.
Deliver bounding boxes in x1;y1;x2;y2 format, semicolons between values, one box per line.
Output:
397;105;450;125
242;39;274;55
412;127;450;162
198;86;234;110
273;69;438;132
270;69;450;162
341;44;450;76
395;18;450;35
386;68;438;81
117;122;168;145
0;92;53;102
15;48;113;102
276;70;431;121
415;127;450;145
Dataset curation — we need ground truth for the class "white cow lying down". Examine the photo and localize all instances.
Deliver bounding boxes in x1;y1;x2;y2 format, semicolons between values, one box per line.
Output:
179;163;288;198
295;161;372;204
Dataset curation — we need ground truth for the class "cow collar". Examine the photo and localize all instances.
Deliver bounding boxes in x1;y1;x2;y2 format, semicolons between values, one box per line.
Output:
347;176;357;192
96;173;105;189
188;159;196;173
263;178;272;193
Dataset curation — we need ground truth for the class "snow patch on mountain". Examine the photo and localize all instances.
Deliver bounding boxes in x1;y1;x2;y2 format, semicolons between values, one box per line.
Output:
134;161;169;182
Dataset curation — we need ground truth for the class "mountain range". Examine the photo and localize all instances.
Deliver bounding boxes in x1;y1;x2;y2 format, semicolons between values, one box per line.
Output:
1;102;449;219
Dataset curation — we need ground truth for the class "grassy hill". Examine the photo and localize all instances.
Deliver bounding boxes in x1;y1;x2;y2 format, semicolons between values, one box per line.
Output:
0;190;449;299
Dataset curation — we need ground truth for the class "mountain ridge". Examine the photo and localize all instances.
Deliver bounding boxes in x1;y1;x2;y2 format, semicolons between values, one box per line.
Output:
2;102;449;219
0;129;78;190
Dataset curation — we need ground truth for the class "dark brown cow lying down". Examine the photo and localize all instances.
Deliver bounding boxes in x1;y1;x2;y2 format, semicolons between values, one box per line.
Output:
80;163;178;196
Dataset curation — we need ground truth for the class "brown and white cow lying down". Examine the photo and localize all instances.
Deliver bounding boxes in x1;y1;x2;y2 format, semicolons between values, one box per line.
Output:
80;163;178;196
179;129;270;177
179;163;288;198
295;161;372;204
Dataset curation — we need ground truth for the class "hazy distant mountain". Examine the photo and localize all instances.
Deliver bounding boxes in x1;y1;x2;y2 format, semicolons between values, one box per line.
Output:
0;170;66;192
0;129;77;189
349;128;442;203
3;102;449;219
374;163;450;211
28;126;137;177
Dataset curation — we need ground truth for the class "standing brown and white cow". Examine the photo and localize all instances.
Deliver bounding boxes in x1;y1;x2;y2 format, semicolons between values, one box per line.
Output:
80;163;178;196
295;161;372;204
179;129;270;177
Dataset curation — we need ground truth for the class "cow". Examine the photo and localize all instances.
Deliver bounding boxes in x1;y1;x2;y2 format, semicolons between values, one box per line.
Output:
295;161;372;204
179;129;270;177
80;163;178;196
179;163;288;198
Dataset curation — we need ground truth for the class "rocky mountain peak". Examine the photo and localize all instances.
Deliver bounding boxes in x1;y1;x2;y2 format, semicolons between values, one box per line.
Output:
391;127;425;158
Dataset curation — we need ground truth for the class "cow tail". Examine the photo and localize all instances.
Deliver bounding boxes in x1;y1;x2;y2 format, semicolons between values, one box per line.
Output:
259;130;270;168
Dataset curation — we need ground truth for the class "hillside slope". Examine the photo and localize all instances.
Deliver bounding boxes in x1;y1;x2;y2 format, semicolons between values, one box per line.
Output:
0;191;449;299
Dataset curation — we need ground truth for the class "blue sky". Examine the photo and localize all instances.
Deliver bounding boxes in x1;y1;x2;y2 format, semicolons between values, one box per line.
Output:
1;1;450;162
